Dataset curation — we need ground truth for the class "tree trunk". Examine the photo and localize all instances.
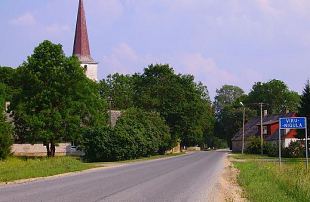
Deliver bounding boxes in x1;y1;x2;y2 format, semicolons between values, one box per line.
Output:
46;142;51;157
51;142;56;157
45;142;56;157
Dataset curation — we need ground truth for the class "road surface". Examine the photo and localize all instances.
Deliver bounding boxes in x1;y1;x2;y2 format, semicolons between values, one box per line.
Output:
0;151;227;202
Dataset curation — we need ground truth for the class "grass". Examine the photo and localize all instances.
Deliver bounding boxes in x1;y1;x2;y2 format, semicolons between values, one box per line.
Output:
232;154;310;202
0;152;186;183
0;157;95;183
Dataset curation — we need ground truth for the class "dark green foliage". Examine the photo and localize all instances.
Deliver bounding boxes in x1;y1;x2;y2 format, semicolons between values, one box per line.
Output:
246;80;300;114
264;142;279;157
0;66;16;101
283;141;304;158
82;108;171;162
245;136;261;154
213;85;256;148
99;65;214;148
134;64;214;147
99;73;135;110
217;105;256;149
298;80;310;139
81;126;115;162
10;40;107;156
205;135;227;149
0;83;13;160
214;85;244;116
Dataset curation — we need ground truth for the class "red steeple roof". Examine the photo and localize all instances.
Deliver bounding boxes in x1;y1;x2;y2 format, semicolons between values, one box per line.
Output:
73;0;95;63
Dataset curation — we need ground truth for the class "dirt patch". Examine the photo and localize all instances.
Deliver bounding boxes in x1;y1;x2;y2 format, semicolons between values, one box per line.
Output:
217;156;247;202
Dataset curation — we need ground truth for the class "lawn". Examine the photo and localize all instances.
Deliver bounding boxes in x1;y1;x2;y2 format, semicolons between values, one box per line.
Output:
232;154;310;202
0;157;94;183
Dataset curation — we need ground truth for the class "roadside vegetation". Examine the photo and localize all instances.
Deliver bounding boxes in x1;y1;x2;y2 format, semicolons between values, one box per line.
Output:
0;153;186;183
0;157;94;183
232;154;310;202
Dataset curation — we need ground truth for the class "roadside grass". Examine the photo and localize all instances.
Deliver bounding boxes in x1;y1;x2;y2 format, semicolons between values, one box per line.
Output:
0;152;186;183
0;157;94;183
232;154;310;202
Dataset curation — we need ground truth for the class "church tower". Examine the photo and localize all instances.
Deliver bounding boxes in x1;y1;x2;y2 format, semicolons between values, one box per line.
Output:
73;0;98;81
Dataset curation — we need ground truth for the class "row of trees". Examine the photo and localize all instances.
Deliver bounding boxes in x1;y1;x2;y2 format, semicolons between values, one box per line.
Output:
1;39;310;160
0;40;214;160
99;65;214;148
213;80;302;148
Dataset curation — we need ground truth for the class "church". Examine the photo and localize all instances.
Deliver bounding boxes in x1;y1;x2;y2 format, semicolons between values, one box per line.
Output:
73;0;98;81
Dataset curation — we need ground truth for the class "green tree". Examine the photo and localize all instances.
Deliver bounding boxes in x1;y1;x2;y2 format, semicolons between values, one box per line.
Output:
298;80;310;139
0;66;16;101
134;64;214;147
214;85;244;115
10;40;107;157
213;85;252;148
0;83;13;159
99;73;135;110
218;104;256;148
247;80;300;114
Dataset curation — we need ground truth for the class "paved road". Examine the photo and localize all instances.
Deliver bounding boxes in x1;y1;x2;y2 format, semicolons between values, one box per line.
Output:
0;151;227;202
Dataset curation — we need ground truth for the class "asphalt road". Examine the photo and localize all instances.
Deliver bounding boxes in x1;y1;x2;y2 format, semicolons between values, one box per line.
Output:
0;151;227;202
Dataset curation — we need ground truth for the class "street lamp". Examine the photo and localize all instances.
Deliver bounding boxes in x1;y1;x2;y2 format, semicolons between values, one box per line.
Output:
107;96;113;127
240;102;245;154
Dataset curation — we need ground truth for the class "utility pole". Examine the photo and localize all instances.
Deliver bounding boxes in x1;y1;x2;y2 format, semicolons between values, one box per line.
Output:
260;103;264;155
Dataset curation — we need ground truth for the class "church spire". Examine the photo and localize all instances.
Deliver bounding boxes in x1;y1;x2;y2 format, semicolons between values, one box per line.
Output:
73;0;94;63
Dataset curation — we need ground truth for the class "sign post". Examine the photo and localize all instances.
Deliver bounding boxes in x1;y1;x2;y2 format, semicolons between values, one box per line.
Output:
279;117;308;169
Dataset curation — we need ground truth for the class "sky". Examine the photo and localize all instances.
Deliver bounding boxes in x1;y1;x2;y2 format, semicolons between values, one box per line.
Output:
1;0;310;99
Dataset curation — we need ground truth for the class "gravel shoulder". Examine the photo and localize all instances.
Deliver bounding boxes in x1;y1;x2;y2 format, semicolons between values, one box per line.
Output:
216;154;247;202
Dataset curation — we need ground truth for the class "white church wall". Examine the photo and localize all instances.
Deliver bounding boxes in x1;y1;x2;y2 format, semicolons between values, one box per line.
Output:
83;63;98;81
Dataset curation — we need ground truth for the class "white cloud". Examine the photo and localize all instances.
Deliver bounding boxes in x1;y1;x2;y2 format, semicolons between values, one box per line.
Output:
178;53;236;90
101;43;148;75
10;13;36;26
45;24;70;36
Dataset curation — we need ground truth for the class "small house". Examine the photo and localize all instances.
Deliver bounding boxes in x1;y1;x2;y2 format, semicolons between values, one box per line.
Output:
231;112;299;152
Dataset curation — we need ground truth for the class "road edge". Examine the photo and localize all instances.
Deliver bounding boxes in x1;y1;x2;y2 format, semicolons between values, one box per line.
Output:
0;152;191;187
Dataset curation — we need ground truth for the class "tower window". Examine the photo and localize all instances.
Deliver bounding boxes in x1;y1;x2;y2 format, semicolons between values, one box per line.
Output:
83;65;88;72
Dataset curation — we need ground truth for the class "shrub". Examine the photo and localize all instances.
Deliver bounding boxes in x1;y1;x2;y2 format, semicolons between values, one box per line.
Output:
113;108;171;158
264;142;279;157
81;108;171;162
0;123;13;160
81;126;115;162
283;141;304;158
245;136;261;154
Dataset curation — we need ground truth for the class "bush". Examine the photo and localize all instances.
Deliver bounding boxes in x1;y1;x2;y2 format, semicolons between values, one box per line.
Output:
80;126;115;162
283;141;304;158
81;108;171;162
0;123;13;160
264;142;279;157
245;136;261;154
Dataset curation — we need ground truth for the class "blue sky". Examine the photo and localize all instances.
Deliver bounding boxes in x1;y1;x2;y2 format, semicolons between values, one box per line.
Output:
1;0;310;99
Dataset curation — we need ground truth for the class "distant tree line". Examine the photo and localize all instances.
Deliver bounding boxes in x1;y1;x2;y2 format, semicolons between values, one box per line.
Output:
213;80;302;149
1;40;310;160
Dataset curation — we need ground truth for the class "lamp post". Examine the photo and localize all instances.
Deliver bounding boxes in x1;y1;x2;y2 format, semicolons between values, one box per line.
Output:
240;102;245;154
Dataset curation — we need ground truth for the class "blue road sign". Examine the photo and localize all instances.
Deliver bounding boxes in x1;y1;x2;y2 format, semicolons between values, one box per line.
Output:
279;117;307;129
